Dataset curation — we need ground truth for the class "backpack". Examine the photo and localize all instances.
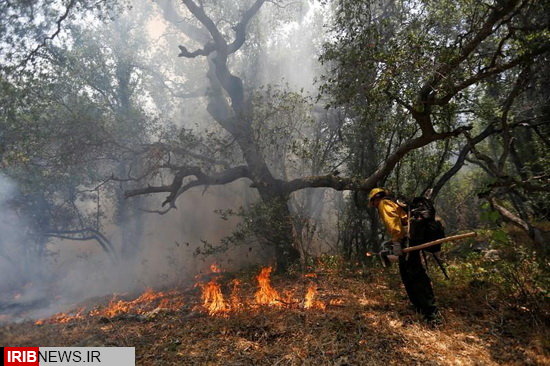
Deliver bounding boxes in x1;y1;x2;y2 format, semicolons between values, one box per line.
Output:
403;196;445;253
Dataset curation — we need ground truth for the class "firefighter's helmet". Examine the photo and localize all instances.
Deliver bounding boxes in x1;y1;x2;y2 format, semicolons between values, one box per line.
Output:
368;188;387;206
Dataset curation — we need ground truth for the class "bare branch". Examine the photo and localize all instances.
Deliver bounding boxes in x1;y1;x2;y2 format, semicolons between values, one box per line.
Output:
284;126;472;194
140;207;174;215
182;0;227;47
178;43;216;58
432;123;499;198
173;165;250;200
227;0;266;54
44;228;116;261
485;196;545;248
125;184;174;198
154;0;210;43
125;165;250;208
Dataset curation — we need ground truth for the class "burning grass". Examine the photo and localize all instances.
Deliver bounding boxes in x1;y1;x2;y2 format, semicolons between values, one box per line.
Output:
34;288;185;325
254;266;282;307
194;266;329;316
1;267;548;365
31;266;330;324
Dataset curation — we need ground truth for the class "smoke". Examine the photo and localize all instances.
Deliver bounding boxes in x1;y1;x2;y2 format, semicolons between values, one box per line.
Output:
0;172;266;322
0;0;338;323
0;173;58;321
256;0;329;93
0;174;32;294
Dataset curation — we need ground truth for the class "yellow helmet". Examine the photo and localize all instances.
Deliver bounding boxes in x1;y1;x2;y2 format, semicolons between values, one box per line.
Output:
368;188;387;205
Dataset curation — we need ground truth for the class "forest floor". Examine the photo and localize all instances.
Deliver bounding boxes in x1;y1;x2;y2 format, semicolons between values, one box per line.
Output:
0;266;548;365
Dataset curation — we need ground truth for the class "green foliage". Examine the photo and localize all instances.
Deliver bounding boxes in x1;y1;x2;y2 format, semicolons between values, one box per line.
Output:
0;0;127;71
479;202;501;225
322;0;549;262
250;85;344;180
195;199;294;256
0;8;162;260
441;228;548;319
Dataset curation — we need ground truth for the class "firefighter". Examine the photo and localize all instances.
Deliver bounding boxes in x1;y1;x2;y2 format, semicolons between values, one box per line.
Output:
368;188;440;323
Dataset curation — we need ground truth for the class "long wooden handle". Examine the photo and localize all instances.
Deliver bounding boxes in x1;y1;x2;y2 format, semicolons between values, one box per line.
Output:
402;232;477;253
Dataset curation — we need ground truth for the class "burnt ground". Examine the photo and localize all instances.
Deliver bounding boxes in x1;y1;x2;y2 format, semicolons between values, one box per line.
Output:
0;269;548;365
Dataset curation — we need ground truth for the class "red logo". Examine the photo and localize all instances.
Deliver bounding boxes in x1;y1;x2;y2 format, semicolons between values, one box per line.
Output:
3;348;39;366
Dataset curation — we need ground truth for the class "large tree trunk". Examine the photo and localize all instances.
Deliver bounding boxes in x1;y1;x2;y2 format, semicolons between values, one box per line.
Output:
203;49;302;270
271;197;301;272
255;188;300;272
116;162;144;258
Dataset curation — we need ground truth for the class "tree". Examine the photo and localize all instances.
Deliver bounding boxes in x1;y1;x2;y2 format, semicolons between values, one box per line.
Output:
0;0;122;73
123;0;549;269
432;66;548;251
0;4;162;265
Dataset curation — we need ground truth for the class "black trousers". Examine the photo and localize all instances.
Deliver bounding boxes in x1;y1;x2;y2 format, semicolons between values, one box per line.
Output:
398;250;437;318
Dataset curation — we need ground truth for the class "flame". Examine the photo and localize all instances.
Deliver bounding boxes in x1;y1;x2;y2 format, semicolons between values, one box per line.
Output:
255;266;281;306
328;298;345;306
33;264;341;324
194;263;231;316
37;288;184;324
200;280;229;316
90;288;175;317
35;308;85;325
91;298;130;318
304;285;326;310
304;286;315;308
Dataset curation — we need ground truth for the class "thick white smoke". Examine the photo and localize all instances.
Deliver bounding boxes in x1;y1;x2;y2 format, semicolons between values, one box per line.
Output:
0;175;34;292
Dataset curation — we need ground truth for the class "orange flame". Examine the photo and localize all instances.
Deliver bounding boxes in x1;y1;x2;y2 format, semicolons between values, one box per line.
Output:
35;307;85;325
34;264;341;324
37;288;184;324
255;266;281;306
90;288;178;317
200;280;229;316
304;285;326;310
328;298;345;306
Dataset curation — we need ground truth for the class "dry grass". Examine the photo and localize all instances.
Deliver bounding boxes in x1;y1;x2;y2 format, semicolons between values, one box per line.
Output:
0;269;548;365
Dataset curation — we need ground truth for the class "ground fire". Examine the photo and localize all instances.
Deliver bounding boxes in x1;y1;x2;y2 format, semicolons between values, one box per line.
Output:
304;285;326;310
33;266;330;324
35;288;184;325
199;280;229;316
194;266;330;316
254;266;282;307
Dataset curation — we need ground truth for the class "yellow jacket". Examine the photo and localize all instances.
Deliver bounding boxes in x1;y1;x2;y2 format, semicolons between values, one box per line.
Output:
376;198;408;242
